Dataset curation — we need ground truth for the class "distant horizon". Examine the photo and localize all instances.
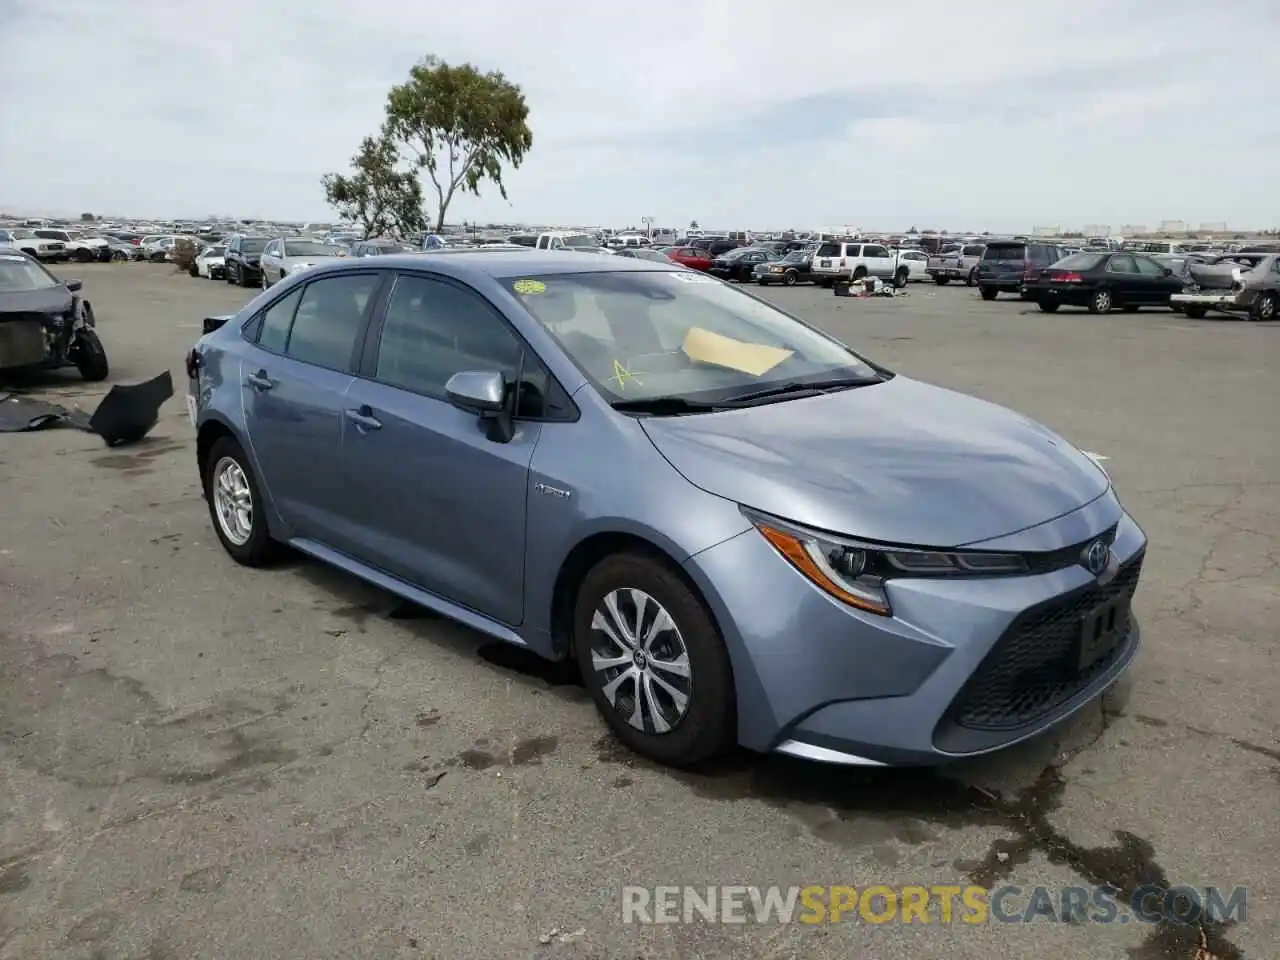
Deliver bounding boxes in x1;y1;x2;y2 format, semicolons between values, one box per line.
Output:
2;206;1272;239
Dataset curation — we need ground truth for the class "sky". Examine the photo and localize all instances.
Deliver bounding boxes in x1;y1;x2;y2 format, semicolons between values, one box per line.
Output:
2;0;1278;233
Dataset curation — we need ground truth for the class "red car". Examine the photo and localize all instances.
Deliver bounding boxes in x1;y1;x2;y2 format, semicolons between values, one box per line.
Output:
667;246;711;271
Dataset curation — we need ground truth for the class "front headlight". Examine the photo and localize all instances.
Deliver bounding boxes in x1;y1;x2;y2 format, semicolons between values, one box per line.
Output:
747;511;1029;616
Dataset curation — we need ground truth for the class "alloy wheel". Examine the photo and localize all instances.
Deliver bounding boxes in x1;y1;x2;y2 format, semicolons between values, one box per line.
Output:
212;456;254;546
589;588;691;734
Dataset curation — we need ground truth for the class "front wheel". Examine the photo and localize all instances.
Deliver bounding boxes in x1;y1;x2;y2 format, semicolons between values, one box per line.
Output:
894;268;909;289
203;437;284;567
784;270;797;286
1185;305;1208;319
574;553;735;768
966;268;978;287
238;267;255;287
1250;291;1277;322
1088;288;1114;314
75;248;96;263
1038;301;1060;313
225;265;237;284
71;327;109;381
980;287;998;301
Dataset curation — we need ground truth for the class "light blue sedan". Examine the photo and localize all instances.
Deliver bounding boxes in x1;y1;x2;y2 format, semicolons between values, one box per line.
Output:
186;251;1145;768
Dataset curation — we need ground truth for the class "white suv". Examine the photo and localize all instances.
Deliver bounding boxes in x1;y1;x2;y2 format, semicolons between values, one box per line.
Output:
1;228;68;261
810;241;903;287
34;228;109;262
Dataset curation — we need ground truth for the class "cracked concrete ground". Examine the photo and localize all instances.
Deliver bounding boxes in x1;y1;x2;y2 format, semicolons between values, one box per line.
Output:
0;264;1276;959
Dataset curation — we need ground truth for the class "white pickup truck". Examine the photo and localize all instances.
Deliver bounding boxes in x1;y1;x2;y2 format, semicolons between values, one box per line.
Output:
0;227;69;261
33;228;110;262
926;243;986;285
534;231;612;254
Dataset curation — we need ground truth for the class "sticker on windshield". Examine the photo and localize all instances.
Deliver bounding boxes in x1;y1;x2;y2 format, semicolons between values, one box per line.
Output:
668;271;717;284
513;279;545;295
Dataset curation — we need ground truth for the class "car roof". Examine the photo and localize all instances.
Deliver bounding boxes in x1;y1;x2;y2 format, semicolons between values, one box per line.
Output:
312;249;676;281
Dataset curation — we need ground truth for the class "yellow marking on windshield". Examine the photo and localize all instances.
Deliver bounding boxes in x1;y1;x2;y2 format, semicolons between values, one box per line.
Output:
513;279;546;295
682;327;793;377
607;358;644;390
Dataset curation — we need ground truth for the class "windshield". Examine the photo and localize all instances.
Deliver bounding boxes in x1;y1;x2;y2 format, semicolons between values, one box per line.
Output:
562;234;597;249
283;240;336;257
505;271;880;404
11;229;35;239
962;245;986;257
204;246;226;257
0;254;60;291
240;238;268;253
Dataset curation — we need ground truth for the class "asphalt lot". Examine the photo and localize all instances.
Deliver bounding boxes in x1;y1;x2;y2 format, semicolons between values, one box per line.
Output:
1;262;1276;960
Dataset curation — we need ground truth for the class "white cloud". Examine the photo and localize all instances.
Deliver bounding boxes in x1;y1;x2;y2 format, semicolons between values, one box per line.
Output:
1;0;1278;231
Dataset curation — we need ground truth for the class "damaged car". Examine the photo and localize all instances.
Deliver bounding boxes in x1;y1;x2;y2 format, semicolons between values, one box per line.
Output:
0;250;108;381
1171;253;1280;321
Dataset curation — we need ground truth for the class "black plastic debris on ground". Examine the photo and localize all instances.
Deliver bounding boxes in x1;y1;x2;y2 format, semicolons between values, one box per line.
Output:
0;370;173;447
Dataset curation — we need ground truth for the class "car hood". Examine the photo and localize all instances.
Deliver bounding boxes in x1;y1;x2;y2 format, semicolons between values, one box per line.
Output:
0;286;73;318
639;376;1109;547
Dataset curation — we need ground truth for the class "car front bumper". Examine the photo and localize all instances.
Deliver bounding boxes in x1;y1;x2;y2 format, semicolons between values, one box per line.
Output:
684;493;1145;766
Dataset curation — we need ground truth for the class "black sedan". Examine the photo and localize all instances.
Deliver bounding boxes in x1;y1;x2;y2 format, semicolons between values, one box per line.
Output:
754;250;813;286
0;250;108;381
708;247;779;282
1026;251;1184;314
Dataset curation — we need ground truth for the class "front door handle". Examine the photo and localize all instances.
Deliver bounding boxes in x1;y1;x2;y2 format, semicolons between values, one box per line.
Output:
245;370;273;391
344;406;382;432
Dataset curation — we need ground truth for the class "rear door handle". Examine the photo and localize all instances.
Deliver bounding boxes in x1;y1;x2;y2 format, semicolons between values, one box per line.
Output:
245;371;273;391
344;405;382;432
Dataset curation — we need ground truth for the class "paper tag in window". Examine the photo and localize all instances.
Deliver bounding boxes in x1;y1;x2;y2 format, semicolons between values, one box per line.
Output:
682;327;793;377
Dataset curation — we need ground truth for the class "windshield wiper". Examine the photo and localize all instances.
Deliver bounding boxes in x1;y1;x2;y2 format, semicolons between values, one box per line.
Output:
610;396;726;415
724;376;884;405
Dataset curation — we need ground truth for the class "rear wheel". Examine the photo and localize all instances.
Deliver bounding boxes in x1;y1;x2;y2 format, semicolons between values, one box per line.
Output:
1185;305;1208;319
934;276;951;286
852;267;868;281
1088;288;1114;314
980;287;998;301
894;268;909;289
1251;291;1277;322
203;437;284;566
574;553;735;767
1038;301;1060;313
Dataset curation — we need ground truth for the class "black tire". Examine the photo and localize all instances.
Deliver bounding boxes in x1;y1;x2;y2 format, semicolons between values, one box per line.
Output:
202;436;284;567
225;264;237;284
966;268;978;287
980;287;998;301
75;248;95;263
71;326;109;381
238;266;255;287
1250;291;1277;322
1184;305;1207;319
852;266;868;281
574;552;735;767
1088;288;1114;315
934;276;950;286
784;270;797;286
1038;301;1060;313
894;268;909;289
819;278;833;288
188;263;199;277
261;270;269;290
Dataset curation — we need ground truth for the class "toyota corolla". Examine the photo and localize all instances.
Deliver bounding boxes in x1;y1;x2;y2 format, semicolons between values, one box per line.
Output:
186;251;1145;768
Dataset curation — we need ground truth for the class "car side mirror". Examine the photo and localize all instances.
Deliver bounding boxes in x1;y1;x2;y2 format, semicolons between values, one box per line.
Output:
446;370;506;415
446;370;513;443
65;279;82;292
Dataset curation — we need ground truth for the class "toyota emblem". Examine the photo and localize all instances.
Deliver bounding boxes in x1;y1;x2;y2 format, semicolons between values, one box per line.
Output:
1082;538;1111;576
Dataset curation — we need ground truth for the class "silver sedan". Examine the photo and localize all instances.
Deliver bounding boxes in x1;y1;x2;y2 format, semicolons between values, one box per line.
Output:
259;237;341;288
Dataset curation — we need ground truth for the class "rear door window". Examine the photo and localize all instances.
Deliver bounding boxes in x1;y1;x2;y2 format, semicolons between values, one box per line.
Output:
285;273;382;370
1107;254;1139;274
817;243;840;257
864;245;891;258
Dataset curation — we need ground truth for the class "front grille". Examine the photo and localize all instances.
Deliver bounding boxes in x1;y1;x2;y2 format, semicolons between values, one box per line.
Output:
948;554;1143;731
0;318;50;367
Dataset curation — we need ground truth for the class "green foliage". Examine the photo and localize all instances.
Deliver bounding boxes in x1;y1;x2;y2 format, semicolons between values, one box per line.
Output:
321;135;427;240
80;212;95;222
689;220;699;230
384;56;533;232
